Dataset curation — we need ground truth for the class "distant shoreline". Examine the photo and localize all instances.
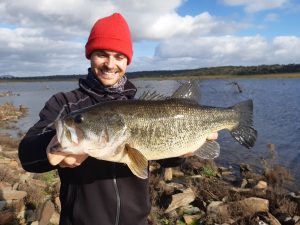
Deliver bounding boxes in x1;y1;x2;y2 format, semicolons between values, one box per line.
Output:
131;72;300;80
1;72;300;83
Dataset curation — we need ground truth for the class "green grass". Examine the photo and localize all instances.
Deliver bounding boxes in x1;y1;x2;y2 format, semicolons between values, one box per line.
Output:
201;166;217;177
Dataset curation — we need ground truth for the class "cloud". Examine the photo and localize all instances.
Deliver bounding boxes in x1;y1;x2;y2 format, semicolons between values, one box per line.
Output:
0;0;251;76
222;0;288;13
0;27;88;76
129;35;300;72
264;13;280;22
0;0;299;76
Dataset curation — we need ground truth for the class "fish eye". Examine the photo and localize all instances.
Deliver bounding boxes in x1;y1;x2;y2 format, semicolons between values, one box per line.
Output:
74;114;84;123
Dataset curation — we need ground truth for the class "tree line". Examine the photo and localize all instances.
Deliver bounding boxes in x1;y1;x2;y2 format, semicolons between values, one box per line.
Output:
1;63;300;81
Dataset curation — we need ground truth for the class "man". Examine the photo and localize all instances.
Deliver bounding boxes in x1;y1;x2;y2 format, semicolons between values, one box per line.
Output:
18;13;217;225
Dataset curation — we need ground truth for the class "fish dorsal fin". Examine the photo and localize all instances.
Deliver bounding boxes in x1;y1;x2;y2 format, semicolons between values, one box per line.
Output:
125;144;149;179
194;141;220;159
171;81;201;103
139;90;166;100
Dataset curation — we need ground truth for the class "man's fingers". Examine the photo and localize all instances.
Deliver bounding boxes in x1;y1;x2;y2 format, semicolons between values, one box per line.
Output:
207;132;218;140
58;154;88;168
47;151;68;166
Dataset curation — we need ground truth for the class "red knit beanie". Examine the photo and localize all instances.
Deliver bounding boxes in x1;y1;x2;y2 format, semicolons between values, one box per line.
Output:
85;13;133;65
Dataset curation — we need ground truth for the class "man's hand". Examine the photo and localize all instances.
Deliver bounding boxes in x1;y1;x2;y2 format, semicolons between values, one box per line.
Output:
46;135;88;168
181;132;219;158
207;132;218;141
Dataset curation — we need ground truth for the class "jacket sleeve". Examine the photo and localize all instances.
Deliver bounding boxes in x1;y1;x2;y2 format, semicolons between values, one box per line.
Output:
18;93;68;173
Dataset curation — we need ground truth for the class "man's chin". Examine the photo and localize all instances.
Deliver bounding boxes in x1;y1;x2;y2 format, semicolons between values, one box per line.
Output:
99;77;119;87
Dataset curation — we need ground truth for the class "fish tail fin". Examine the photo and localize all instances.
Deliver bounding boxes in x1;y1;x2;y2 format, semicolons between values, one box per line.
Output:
230;100;257;149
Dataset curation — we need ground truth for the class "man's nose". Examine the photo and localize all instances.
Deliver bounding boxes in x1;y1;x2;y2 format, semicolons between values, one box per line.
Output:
105;56;116;69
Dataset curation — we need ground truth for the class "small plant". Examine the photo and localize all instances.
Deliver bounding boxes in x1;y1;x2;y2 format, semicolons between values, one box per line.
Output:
201;166;217;177
34;170;59;183
159;218;170;225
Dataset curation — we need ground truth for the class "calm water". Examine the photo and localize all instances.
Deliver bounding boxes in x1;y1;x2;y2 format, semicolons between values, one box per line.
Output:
1;78;300;189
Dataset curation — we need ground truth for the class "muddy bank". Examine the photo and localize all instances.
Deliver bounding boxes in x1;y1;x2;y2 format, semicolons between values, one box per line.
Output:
0;102;27;127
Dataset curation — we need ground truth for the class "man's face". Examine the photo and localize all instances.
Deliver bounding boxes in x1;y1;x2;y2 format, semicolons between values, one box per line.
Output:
90;50;128;87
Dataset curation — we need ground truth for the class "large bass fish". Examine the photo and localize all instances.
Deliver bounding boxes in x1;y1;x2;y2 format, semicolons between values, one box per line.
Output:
53;82;257;179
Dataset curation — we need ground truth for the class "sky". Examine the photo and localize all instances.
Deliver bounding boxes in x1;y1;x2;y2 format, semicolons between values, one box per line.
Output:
1;0;300;77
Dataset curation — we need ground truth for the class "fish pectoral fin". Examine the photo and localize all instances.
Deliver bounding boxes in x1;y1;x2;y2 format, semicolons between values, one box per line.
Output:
126;144;148;179
194;141;220;159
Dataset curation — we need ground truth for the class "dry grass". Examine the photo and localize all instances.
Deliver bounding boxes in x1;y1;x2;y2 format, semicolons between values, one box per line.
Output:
0;102;27;121
0;165;18;183
0;135;20;150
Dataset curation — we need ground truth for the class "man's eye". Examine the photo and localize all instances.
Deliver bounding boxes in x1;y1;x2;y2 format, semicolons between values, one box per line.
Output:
97;53;106;58
116;55;126;61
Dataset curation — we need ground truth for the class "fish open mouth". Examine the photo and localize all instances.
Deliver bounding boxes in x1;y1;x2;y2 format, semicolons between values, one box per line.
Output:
55;119;64;143
65;125;79;144
55;119;82;146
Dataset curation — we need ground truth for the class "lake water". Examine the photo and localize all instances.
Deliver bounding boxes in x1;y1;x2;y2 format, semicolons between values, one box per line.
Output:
1;78;300;190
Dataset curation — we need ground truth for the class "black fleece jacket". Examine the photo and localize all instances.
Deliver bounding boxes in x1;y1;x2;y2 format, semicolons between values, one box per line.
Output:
18;73;184;225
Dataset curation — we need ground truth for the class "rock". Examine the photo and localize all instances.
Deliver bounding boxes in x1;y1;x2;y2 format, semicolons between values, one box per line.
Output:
0;210;14;225
0;181;12;190
165;188;196;213
164;168;173;181
267;143;276;151
189;174;203;179
172;168;184;178
289;191;300;204
261;212;281;225
240;178;248;188
240;163;251;172
230;187;253;194
158;181;186;195
207;197;269;223
293;216;300;223
183;214;202;224
254;181;268;190
0;189;27;201
0;200;8;211
19;172;33;183
54;196;61;212
38;200;55;225
50;211;60;225
221;171;235;176
218;167;230;172
207;201;225;215
179;205;201;215
0;158;14;164
9;160;19;169
12;182;19;190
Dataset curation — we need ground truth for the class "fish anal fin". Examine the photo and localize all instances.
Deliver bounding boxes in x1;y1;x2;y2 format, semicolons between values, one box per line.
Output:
125;144;148;179
194;141;220;159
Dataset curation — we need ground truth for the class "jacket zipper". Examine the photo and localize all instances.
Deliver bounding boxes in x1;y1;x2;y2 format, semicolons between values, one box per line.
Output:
113;164;120;225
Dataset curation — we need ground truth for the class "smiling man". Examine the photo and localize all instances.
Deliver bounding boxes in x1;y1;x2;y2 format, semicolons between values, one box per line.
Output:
18;13;217;225
90;49;128;87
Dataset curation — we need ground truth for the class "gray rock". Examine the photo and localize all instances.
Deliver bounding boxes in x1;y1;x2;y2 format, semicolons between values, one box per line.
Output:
0;189;27;201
